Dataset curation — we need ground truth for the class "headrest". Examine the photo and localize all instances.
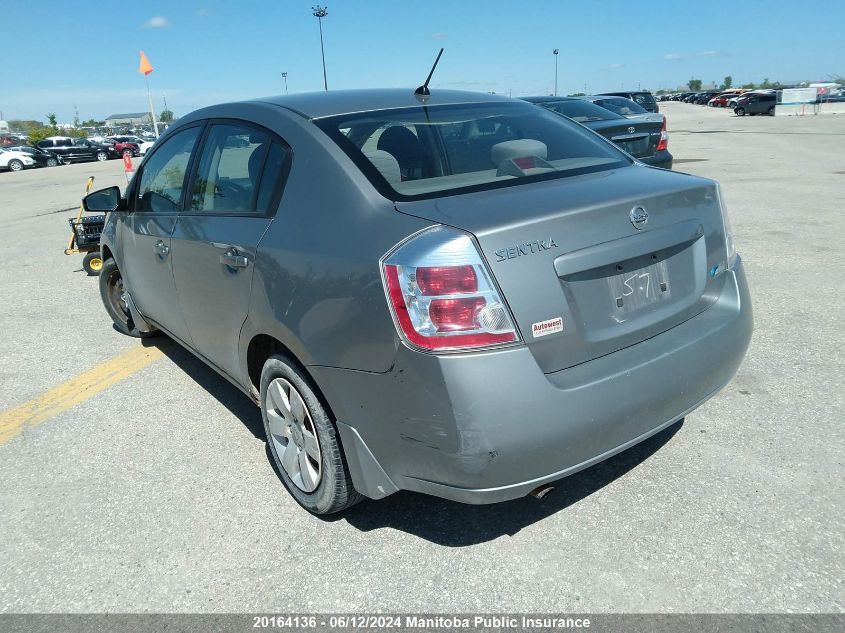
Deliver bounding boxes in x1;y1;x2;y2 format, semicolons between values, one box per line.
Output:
364;150;401;185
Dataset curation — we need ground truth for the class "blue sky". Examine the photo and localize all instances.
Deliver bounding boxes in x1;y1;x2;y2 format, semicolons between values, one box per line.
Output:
3;0;843;122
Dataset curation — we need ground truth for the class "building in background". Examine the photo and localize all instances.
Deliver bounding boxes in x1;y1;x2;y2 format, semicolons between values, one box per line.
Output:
104;112;152;128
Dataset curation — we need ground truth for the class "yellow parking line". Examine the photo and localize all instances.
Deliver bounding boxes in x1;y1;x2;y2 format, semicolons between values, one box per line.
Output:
0;345;166;445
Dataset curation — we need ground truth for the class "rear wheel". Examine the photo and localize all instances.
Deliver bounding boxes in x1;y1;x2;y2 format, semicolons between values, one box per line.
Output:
8;159;23;172
260;354;363;515
82;251;103;276
96;151;108;161
98;258;158;337
768;106;775;116
46;157;58;167
735;107;746;116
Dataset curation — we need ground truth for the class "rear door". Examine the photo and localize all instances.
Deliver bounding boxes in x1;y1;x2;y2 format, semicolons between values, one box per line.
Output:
170;121;291;378
121;125;203;343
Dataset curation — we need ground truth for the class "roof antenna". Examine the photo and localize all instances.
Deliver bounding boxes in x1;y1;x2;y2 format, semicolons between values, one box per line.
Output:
415;48;444;102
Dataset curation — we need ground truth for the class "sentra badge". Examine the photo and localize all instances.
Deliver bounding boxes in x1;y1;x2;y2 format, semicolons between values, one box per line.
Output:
495;238;558;262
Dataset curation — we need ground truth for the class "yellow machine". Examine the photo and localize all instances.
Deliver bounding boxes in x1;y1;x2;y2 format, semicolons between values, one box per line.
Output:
64;176;105;276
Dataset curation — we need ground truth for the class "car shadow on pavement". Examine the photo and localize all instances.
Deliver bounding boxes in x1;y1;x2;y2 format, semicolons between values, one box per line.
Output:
339;421;682;546
142;336;682;547
143;337;265;440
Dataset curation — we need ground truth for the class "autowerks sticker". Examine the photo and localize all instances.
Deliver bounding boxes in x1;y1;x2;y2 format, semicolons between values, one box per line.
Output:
532;317;563;338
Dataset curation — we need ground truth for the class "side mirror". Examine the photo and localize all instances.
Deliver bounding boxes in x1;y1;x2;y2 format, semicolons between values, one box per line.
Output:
83;186;124;213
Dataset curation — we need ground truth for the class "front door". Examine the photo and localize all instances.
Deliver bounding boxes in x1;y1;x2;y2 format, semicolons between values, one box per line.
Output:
121;125;203;344
171;122;290;378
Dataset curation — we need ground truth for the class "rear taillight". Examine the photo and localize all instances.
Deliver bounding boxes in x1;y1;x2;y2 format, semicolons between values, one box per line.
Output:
656;118;668;151
716;184;738;269
382;226;520;352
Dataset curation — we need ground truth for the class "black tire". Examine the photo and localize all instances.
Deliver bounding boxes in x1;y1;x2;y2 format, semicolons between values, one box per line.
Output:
768;106;775;116
98;258;158;337
735;107;745;116
46;157;58;167
96;151;108;162
8;159;23;172
260;354;363;515
82;251;104;276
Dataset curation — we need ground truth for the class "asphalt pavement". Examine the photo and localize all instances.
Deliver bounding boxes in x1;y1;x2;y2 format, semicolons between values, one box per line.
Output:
0;103;842;613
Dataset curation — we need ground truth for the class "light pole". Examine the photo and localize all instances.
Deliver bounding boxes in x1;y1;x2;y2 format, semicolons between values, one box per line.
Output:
553;49;559;96
281;72;288;95
312;5;328;91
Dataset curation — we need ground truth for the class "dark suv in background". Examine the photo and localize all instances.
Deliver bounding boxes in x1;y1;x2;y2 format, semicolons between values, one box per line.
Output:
597;91;659;113
734;93;776;116
36;137;113;162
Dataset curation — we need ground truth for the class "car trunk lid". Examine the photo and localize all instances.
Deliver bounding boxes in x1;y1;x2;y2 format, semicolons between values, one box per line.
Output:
394;166;729;373
587;119;663;159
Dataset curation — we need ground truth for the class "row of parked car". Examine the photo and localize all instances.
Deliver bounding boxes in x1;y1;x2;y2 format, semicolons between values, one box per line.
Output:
0;135;155;172
660;89;779;116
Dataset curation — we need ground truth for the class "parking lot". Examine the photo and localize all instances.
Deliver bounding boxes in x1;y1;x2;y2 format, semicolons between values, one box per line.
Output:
0;102;842;612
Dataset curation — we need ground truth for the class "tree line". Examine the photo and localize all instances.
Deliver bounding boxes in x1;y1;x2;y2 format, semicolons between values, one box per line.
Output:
6;109;174;144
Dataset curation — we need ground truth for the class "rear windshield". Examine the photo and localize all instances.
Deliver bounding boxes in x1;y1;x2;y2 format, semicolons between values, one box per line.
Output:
536;99;622;122
592;97;648;116
316;101;628;201
632;93;657;107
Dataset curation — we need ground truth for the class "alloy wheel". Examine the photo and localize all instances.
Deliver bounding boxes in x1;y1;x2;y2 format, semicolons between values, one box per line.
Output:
265;377;322;492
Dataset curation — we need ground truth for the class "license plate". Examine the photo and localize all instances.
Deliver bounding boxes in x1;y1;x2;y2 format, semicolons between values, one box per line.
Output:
608;261;670;314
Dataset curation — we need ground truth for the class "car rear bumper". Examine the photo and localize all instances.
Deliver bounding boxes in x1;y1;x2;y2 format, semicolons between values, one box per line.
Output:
639;150;673;169
312;259;752;505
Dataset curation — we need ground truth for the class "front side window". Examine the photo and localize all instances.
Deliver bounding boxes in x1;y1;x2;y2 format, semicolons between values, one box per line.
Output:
317;101;628;201
136;126;201;213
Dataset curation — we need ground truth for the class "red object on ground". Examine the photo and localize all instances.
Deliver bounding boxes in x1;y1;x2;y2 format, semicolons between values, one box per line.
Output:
123;153;133;171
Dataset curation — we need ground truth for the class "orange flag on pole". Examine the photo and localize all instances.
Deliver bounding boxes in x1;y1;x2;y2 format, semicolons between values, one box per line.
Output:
139;51;154;76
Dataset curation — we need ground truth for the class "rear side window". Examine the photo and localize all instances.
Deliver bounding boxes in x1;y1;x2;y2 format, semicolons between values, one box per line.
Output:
189;123;289;215
136;127;201;213
317;101;628;201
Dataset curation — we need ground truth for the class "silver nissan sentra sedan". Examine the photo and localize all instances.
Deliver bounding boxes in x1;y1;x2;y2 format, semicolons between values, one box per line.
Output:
84;89;752;515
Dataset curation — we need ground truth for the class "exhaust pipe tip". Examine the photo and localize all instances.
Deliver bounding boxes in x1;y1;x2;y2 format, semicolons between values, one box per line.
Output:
529;484;555;499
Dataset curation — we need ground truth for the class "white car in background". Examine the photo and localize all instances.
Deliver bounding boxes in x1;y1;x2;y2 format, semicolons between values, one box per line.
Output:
0;147;36;172
138;139;156;155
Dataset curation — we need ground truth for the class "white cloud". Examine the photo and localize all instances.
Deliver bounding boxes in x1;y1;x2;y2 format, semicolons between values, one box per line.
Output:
196;8;210;17
607;63;625;70
432;32;448;40
143;16;170;29
664;50;726;62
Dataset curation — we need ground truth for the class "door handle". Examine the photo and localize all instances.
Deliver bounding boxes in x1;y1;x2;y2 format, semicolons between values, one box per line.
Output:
220;249;249;269
154;240;169;257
